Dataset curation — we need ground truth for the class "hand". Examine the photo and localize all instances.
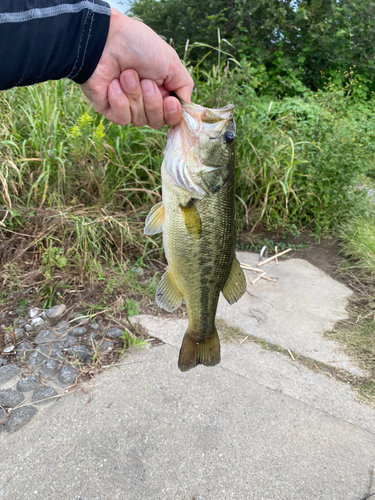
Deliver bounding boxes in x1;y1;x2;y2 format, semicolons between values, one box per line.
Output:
80;8;194;128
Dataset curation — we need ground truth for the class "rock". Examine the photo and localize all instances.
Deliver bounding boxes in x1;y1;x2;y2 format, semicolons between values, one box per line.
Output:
98;340;114;351
17;376;39;392
58;365;79;385
40;358;60;376
88;332;96;342
0;389;24;408
51;335;77;349
15;327;24;337
31;316;44;327
17;319;26;325
28;308;41;318
45;304;66;326
0;312;6;320
27;349;47;368
3;344;15;353
89;322;100;330
67;345;90;362
106;327;124;338
0;407;5;423
0;357;7;366
32;386;58;404
6;406;38;433
50;349;64;361
16;341;33;360
70;326;87;337
55;321;69;334
0;364;20;383
70;312;89;326
23;323;34;333
34;329;55;345
0;425;4;433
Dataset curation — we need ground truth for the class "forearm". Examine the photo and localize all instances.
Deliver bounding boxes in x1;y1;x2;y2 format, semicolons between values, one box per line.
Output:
0;0;110;91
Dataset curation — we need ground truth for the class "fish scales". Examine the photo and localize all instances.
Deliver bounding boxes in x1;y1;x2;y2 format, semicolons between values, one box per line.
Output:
144;99;247;372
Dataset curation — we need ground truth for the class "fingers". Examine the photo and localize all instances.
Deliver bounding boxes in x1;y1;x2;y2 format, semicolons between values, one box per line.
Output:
163;96;182;127
140;79;165;129
120;70;148;127
106;70;184;129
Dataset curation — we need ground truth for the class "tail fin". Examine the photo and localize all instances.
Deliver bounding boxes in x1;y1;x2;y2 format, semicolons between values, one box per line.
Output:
178;326;220;372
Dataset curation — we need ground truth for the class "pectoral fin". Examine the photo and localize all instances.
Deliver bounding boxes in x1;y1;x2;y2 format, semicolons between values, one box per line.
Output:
221;256;247;305
156;268;183;312
180;201;202;240
144;202;165;235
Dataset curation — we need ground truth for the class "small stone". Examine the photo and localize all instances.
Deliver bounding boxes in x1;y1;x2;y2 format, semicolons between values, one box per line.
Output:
0;312;6;320
55;321;69;334
58;365;79;385
28;308;41;318
0;389;24;408
0;364;20;383
45;304;67;326
98;340;114;351
23;324;34;333
70;312;89;326
27;349;46;368
16;341;33;360
17;319;26;325
17;376;39;392
0;357;7;366
34;329;55;345
15;327;23;337
88;332;96;342
70;326;87;337
31;317;44;327
6;406;38;433
40;358;59;376
67;345;90;362
32;386;58;404
131;266;144;276
106;327;124;338
0;407;5;423
50;349;64;361
3;345;15;353
89;322;100;331
51;335;77;349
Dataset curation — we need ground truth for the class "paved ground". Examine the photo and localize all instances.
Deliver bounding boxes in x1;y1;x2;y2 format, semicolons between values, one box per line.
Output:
1;253;375;500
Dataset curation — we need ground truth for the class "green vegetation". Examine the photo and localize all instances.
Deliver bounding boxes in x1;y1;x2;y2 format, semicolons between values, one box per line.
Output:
1;0;375;391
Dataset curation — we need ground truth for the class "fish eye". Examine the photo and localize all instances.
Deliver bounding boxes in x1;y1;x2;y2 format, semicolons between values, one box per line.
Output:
224;131;235;144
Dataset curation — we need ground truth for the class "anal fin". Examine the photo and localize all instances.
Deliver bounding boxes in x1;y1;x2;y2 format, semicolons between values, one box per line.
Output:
221;255;247;305
156;268;183;312
144;201;165;235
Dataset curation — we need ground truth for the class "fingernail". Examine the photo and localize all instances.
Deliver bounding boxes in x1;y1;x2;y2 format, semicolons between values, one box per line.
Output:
123;71;137;88
111;79;122;94
166;99;178;114
141;80;154;96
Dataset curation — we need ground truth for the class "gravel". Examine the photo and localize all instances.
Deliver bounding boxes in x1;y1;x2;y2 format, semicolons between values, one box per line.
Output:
0;364;20;383
0;389;24;408
32;386;58;404
5;406;38;434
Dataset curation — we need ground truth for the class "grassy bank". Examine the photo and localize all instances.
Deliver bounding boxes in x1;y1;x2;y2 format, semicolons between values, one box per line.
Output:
1;64;375;308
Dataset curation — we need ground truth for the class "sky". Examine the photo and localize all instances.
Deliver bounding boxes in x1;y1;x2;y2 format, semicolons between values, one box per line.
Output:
107;0;131;13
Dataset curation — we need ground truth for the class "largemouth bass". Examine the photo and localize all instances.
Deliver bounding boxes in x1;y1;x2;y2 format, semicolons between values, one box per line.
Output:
144;100;246;371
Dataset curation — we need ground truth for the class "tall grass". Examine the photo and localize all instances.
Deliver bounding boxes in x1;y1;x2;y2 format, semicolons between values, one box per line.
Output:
1;59;375;307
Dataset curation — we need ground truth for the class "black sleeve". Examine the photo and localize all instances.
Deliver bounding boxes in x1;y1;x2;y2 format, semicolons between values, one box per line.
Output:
0;0;111;91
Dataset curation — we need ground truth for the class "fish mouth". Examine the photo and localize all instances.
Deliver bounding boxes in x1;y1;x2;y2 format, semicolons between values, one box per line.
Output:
179;100;235;141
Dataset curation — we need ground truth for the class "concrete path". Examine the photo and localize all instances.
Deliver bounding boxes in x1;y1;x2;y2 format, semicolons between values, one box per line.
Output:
1;253;375;500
